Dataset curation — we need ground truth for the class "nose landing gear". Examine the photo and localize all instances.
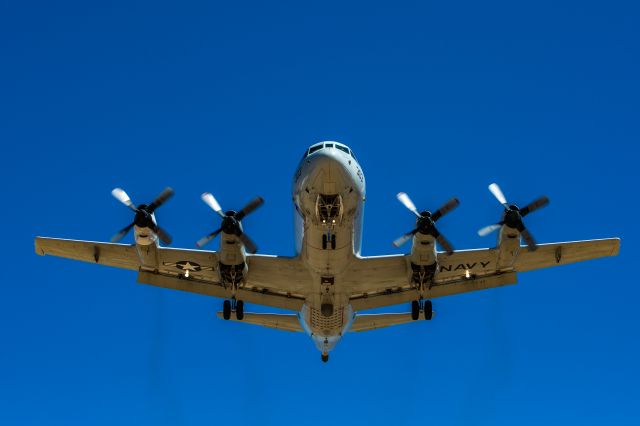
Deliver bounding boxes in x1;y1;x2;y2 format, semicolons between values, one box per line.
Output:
321;353;329;363
321;233;337;250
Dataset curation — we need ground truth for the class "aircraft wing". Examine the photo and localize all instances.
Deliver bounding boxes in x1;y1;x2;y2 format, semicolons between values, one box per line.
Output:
345;238;619;311
34;237;311;311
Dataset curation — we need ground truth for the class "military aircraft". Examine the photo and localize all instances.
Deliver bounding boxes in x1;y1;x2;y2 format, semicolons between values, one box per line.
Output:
35;141;620;362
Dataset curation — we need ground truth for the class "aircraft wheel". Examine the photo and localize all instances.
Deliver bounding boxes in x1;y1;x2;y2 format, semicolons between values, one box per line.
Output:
236;300;244;320
321;353;329;363
411;300;420;320
322;234;327;249
223;300;231;320
331;234;336;250
424;300;433;320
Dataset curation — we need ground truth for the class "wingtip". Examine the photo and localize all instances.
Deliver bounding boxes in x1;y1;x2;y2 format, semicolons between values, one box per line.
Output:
611;237;621;256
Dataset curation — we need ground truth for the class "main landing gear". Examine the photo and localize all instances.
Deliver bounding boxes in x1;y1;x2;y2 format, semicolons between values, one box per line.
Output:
411;299;433;321
222;299;244;320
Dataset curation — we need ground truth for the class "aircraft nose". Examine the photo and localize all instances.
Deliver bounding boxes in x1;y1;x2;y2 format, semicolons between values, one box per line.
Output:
306;149;354;194
308;150;348;179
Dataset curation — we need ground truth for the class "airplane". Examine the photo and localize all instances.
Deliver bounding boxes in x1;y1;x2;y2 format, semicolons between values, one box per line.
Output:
34;141;620;362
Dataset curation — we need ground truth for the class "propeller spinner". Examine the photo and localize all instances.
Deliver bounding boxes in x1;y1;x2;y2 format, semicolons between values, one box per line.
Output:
393;192;460;254
196;193;264;253
477;183;549;251
110;187;174;244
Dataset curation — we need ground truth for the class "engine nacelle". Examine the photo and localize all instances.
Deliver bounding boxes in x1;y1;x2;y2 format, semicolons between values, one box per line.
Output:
408;232;438;287
409;232;437;267
134;225;158;246
217;232;248;285
496;225;521;269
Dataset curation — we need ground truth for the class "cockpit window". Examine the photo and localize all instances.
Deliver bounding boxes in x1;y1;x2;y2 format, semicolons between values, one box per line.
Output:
308;144;323;154
336;145;350;154
325;143;334;148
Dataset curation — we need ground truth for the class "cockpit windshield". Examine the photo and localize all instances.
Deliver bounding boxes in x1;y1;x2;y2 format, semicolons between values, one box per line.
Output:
302;142;357;161
335;144;349;154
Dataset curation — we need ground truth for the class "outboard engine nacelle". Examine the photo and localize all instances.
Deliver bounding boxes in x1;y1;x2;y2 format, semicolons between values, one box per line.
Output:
110;187;174;246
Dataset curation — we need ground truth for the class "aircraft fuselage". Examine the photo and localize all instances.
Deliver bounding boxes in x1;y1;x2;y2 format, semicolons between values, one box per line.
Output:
292;142;366;356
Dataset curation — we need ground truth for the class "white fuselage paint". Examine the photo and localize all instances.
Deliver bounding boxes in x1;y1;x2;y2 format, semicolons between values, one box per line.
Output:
291;142;366;356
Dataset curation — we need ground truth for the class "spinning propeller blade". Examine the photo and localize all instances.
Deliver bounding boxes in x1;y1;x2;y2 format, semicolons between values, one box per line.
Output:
477;223;502;237
110;187;173;245
197;193;263;253
201;192;225;218
478;183;549;251
111;222;135;243
397;192;420;217
196;228;222;248
393;193;459;254
488;183;508;207
236;197;264;221
111;188;137;212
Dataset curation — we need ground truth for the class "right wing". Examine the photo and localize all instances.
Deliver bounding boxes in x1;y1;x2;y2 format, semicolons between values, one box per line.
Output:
345;238;619;311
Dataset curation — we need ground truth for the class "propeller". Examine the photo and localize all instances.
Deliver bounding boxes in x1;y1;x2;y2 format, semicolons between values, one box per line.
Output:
477;182;549;251
110;187;174;244
196;193;264;253
393;192;460;254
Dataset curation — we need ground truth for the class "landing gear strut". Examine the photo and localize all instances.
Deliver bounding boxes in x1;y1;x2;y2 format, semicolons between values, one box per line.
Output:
222;299;244;320
411;299;433;321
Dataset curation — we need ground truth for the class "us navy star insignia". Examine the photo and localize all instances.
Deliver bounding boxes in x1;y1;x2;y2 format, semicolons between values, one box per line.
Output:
175;261;202;271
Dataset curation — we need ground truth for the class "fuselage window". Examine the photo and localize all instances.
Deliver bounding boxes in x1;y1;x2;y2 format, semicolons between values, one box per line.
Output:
336;145;350;154
309;144;323;154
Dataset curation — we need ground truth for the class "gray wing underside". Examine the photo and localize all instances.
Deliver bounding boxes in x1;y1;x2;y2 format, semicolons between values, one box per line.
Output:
344;238;619;310
34;236;619;314
35;237;311;311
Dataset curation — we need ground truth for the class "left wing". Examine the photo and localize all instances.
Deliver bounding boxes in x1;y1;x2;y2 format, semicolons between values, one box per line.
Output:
344;238;619;311
35;237;310;311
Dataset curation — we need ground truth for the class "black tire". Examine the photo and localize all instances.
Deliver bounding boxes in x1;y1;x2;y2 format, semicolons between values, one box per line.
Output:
411;300;420;320
331;234;336;250
322;234;327;249
424;300;433;320
236;300;244;320
223;300;231;320
321;354;329;363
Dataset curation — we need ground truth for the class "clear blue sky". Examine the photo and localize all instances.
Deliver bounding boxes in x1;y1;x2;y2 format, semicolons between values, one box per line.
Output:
1;0;638;424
